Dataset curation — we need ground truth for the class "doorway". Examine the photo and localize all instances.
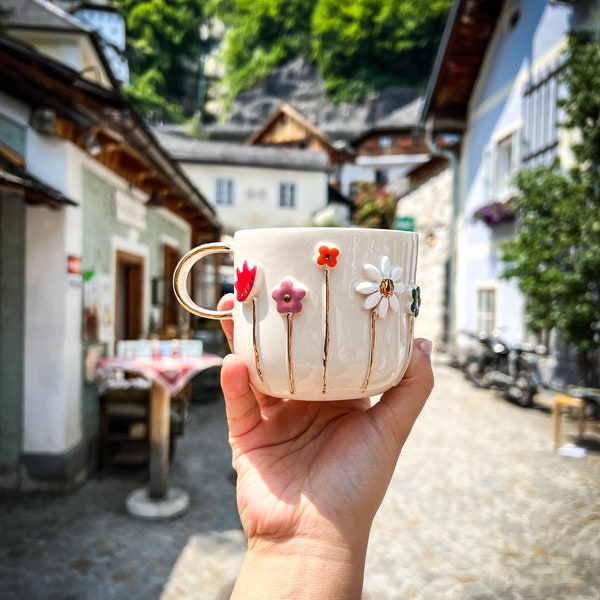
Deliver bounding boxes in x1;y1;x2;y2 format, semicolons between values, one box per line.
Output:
162;244;181;331
115;250;144;341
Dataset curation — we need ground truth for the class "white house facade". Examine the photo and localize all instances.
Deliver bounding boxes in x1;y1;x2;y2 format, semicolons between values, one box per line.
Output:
154;132;332;234
424;0;598;352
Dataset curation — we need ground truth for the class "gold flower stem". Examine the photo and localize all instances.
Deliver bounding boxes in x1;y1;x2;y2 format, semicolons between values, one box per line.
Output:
322;268;330;394
252;298;264;384
287;312;294;395
361;309;377;394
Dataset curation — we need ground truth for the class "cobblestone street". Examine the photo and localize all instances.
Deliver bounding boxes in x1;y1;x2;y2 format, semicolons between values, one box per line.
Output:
1;361;599;599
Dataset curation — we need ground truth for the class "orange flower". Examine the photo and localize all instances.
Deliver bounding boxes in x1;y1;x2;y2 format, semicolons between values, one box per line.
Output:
316;245;339;268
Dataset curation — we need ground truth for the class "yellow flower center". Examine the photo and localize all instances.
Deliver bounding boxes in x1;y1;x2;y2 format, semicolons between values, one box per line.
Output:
379;278;394;298
283;294;291;302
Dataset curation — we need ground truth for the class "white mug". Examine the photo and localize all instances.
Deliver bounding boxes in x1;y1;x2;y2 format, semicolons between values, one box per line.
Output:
173;227;420;400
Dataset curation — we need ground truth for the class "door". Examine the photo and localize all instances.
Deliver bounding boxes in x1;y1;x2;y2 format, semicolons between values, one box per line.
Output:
162;244;181;331
115;250;144;340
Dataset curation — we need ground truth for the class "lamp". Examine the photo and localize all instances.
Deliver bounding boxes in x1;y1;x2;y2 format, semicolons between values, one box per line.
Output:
146;191;162;207
30;107;57;136
81;131;103;156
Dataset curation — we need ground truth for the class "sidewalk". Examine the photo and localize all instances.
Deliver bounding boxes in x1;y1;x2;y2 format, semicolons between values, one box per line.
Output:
1;363;599;599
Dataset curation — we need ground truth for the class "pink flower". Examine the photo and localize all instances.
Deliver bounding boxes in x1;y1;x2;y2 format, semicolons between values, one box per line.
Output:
272;279;306;314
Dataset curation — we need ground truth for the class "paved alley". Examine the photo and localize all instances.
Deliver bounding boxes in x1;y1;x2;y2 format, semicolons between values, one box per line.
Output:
1;362;599;599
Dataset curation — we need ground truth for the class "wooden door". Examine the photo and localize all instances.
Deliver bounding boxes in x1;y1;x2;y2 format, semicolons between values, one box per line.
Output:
162;244;181;330
115;250;144;340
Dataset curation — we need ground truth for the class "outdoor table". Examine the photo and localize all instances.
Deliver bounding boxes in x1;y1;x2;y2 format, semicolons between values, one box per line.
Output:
552;387;600;450
96;352;223;518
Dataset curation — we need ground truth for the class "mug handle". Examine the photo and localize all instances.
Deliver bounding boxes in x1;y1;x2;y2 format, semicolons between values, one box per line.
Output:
173;242;233;320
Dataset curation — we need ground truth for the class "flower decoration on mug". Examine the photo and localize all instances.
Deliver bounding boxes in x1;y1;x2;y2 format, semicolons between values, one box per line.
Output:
355;256;405;318
316;245;339;268
272;278;307;395
234;260;258;303
355;256;407;393
409;285;421;318
234;260;264;384
315;244;340;394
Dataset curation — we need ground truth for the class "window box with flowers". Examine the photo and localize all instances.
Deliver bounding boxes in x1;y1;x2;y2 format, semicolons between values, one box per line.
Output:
471;198;518;227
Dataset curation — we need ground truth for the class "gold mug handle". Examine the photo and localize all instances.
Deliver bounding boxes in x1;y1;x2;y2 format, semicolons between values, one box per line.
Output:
173;242;233;320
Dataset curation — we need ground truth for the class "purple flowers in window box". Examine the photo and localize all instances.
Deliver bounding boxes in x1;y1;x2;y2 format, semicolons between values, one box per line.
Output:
472;199;517;226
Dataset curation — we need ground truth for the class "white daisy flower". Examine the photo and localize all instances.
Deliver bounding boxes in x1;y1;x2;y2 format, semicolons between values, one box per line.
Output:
355;255;406;318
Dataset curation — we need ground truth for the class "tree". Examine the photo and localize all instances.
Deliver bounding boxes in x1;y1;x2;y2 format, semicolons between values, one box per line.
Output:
218;0;451;107
311;0;452;102
217;0;316;108
114;0;207;122
500;29;600;381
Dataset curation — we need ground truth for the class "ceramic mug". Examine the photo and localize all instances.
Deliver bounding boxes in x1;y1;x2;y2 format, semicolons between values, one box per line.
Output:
173;227;420;400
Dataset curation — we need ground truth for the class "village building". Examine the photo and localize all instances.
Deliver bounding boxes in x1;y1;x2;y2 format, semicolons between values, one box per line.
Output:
0;0;219;488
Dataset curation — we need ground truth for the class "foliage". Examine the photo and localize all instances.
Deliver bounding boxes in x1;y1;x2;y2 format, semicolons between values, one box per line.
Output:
217;0;451;107
216;0;316;108
500;29;600;357
311;0;453;102
352;182;398;229
113;0;206;122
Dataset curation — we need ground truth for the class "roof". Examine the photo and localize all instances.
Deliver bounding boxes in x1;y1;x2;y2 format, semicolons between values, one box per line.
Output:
421;0;505;133
0;34;219;233
4;0;122;91
0;150;77;208
350;97;425;147
3;0;90;33
245;102;350;163
373;97;424;129
154;129;330;172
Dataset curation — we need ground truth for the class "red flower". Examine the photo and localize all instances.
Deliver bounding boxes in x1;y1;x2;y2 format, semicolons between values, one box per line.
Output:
316;245;339;268
234;261;258;303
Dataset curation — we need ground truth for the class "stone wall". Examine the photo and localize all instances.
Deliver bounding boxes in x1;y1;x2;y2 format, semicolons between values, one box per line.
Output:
396;167;453;347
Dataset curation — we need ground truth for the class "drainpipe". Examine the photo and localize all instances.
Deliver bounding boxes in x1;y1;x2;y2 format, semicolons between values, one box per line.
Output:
424;120;460;346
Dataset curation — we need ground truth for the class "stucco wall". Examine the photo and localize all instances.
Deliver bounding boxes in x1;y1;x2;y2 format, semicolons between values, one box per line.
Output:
456;0;593;346
181;162;328;233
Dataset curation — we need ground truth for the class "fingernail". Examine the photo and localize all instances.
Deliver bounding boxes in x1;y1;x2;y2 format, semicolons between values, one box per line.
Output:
417;339;432;356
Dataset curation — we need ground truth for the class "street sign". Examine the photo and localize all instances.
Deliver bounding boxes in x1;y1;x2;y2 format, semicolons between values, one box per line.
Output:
395;216;415;232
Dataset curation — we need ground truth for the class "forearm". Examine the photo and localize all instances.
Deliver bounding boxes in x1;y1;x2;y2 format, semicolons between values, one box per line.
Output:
230;536;368;600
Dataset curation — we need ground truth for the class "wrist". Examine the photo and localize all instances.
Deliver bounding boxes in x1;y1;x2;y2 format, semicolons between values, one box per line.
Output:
231;534;368;600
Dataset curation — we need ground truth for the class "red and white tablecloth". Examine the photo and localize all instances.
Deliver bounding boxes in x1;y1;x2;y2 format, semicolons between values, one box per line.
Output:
97;354;223;396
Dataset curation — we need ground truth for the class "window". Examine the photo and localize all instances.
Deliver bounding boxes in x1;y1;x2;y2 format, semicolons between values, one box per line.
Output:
278;181;296;208
216;178;234;206
483;130;520;203
522;59;562;167
494;134;515;200
476;288;496;335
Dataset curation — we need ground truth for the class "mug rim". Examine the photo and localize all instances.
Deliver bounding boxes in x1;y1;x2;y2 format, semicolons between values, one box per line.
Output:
233;226;418;237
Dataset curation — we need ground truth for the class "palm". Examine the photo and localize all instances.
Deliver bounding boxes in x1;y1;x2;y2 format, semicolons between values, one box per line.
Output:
230;396;398;542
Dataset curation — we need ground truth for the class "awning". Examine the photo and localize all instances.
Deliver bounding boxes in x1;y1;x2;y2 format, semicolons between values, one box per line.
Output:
0;154;78;209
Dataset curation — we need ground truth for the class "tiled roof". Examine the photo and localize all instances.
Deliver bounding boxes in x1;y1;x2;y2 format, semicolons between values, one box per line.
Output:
154;129;330;171
3;0;89;32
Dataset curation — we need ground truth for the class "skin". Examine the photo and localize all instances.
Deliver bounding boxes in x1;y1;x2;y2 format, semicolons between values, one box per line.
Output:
217;294;434;599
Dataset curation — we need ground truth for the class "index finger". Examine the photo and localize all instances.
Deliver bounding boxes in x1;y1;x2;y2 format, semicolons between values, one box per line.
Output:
218;294;235;351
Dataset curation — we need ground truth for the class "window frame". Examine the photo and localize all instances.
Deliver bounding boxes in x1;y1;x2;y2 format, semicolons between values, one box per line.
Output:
215;177;235;206
278;180;297;209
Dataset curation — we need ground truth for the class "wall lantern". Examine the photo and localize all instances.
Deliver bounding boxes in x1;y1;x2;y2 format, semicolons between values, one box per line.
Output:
30;107;57;136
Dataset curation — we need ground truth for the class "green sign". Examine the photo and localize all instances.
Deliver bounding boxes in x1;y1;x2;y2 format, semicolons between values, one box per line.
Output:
395;216;415;232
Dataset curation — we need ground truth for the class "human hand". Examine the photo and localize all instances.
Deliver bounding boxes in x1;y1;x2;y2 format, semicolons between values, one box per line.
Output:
217;294;434;598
